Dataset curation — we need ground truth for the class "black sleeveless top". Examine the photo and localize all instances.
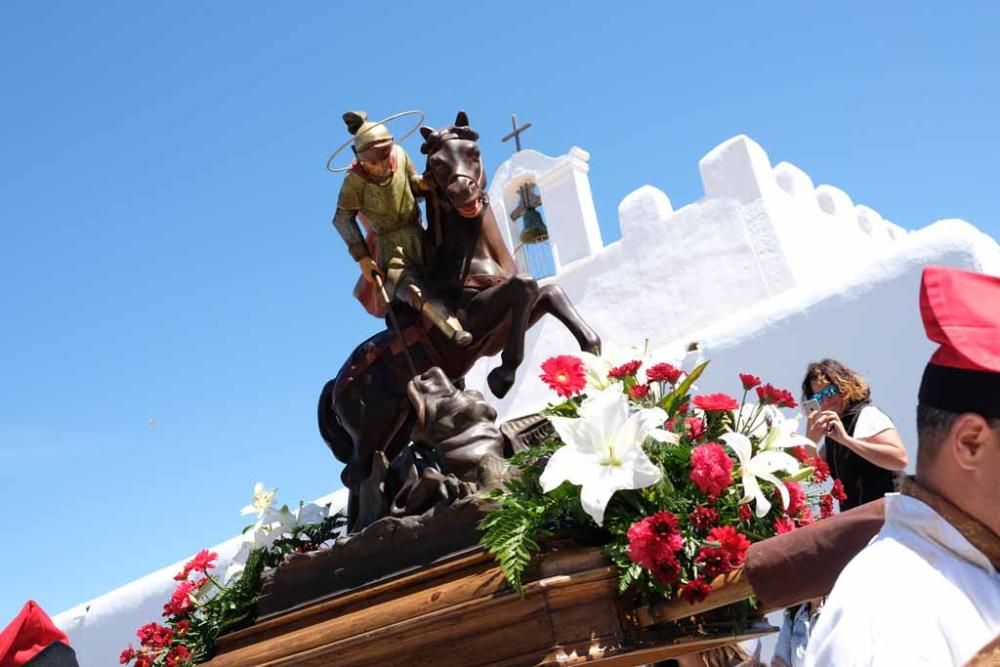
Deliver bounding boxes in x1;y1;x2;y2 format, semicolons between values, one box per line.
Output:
823;399;897;511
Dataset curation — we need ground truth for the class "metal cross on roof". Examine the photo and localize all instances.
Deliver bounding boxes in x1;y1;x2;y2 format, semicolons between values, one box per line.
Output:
501;114;532;152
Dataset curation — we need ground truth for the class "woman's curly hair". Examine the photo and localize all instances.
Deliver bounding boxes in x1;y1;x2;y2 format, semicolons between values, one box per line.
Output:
801;358;871;404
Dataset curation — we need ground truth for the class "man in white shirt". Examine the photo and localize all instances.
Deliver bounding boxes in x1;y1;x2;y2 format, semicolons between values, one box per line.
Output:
806;266;1000;666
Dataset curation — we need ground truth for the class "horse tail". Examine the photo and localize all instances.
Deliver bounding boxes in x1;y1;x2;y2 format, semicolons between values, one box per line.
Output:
317;378;353;464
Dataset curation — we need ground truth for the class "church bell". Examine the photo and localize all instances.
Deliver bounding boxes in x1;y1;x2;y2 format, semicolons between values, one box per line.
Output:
519;207;548;245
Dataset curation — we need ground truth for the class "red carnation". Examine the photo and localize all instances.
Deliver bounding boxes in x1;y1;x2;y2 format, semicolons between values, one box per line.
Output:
738;504;752;522
652;552;683;586
627;512;685;571
677;402;690;415
820;494;835;519
784;481;806;518
755;383;798;408
684;416;705;440
688;505;719;532
134;655;153;667
790;446;811;464
689;443;734;498
832;479;848;502
539;355;587;398
811;455;830;482
695;525;751;578
119;646;136;665
175;548;218;581
679;578;713;605
739;373;762;390
693;393;740;412
608;360;642;380
628;383;650;400
647;362;683;384
163;580;198;618
165;645;192;667
774;516;796;534
137;622;173;649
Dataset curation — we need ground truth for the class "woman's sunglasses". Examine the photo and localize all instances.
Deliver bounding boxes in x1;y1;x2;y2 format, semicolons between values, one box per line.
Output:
808;384;840;403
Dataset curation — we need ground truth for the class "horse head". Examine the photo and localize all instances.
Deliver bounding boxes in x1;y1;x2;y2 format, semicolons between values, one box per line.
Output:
420;111;487;218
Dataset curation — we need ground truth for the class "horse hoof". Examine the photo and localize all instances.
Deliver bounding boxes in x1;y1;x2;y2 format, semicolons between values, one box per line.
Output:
487;367;516;398
452;330;473;347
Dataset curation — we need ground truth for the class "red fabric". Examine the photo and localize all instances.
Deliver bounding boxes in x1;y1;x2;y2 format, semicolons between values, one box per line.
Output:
920;266;1000;372
352;212;387;318
0;601;70;667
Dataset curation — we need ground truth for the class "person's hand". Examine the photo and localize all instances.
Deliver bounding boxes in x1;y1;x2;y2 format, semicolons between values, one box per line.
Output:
806;409;826;443
815;410;849;444
358;256;381;284
412;174;432;193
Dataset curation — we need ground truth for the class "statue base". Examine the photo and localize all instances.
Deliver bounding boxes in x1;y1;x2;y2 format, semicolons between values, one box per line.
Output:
205;499;773;667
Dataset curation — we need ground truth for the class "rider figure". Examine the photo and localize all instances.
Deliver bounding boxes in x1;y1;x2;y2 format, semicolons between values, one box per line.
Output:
332;111;472;347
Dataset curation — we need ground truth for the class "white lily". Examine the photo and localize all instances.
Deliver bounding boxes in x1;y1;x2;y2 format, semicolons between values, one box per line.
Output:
720;430;801;518
240;482;278;519
759;415;816;451
540;388;667;526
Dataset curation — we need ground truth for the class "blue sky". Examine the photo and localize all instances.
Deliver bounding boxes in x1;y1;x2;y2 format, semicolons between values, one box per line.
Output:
1;1;997;621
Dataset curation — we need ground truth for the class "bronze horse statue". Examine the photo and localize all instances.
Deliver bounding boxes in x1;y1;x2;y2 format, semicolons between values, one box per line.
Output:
318;111;600;529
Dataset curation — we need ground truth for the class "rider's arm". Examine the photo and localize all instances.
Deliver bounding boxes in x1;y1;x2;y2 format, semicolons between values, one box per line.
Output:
403;147;430;195
333;175;370;261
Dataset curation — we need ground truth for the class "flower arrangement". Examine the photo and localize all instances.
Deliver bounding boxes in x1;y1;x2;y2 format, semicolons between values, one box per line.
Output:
480;350;846;605
119;484;345;666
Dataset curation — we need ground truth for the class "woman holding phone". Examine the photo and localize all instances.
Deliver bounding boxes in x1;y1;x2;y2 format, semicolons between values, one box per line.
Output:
800;359;908;510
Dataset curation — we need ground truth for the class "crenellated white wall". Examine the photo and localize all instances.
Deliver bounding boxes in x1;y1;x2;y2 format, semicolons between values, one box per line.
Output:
468;135;1000;425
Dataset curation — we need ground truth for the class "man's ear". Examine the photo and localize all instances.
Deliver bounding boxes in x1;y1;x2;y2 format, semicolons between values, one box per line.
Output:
951;413;992;471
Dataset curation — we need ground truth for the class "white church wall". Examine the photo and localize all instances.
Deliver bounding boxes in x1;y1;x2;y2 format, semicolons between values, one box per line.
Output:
465;220;1000;437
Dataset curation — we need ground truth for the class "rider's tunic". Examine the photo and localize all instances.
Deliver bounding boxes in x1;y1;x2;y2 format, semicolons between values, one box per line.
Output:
332;144;429;299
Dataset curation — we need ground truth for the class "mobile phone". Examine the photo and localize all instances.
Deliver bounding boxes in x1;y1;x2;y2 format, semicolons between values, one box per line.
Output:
803;399;821;416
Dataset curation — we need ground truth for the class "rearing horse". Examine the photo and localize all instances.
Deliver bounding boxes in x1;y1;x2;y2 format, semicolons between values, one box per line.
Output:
318;111;600;530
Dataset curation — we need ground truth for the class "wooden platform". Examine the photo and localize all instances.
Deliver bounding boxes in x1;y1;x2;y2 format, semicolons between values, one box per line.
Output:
206;544;771;667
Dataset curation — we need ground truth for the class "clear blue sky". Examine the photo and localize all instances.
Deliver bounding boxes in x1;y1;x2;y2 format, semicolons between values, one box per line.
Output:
1;1;997;621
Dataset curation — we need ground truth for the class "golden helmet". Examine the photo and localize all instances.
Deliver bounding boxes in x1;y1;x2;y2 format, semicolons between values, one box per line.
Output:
343;111;393;152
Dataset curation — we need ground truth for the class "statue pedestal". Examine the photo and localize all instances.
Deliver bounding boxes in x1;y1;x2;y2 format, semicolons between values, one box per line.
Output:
205;539;772;667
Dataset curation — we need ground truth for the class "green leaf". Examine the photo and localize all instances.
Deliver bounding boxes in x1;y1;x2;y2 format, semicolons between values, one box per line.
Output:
661;361;709;414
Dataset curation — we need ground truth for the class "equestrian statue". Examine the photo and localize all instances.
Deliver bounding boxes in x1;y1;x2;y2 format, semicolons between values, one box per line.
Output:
319;110;600;530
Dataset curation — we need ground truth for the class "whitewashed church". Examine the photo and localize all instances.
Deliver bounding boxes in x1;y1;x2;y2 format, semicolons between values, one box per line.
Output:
53;133;1000;665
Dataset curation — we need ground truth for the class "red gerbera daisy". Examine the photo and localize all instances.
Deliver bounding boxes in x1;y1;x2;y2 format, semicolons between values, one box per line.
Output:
692;393;740;412
539;355;587;397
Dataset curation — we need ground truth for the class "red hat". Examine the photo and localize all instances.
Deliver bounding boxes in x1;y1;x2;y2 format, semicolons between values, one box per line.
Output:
918;266;1000;417
0;601;77;667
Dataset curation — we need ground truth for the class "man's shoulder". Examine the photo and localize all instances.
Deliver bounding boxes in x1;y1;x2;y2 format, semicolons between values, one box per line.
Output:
824;523;980;622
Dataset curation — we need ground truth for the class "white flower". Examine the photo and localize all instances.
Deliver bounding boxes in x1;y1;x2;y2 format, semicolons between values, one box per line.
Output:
540;388;667;526
721;429;802;518
579;342;654;389
759;416;815;452
223;541;252;583
240;482;278;519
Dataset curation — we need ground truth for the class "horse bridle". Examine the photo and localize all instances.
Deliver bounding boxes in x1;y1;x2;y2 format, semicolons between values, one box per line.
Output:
424;134;490;210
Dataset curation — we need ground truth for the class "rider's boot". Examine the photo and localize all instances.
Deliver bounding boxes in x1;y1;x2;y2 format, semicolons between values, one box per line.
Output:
422;299;473;347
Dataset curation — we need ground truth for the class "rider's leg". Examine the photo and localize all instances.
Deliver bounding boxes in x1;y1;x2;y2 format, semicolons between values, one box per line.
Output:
394;275;472;347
